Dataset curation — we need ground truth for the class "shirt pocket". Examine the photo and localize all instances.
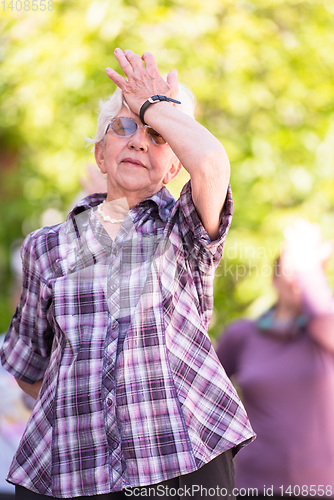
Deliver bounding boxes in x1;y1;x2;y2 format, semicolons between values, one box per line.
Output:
52;270;108;356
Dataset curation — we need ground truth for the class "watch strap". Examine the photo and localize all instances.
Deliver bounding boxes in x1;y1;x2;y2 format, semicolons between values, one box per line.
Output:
139;95;181;126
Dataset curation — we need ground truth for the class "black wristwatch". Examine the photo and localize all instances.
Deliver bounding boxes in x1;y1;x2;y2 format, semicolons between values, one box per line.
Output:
139;95;181;126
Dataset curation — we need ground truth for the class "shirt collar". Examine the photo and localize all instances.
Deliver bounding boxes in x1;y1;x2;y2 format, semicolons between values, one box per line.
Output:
257;306;307;339
132;186;175;222
67;192;107;221
67;187;176;223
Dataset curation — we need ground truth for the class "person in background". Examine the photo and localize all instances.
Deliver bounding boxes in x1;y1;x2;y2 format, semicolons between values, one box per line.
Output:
216;219;334;499
1;49;254;500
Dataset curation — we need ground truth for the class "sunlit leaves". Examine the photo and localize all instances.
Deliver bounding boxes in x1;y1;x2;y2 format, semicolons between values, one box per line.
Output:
1;0;334;333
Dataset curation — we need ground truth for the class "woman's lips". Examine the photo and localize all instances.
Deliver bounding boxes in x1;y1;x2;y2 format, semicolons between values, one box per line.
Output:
122;158;146;167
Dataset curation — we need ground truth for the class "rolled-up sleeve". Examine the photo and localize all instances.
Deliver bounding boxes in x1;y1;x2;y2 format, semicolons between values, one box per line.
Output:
172;180;232;327
0;232;53;384
177;179;233;267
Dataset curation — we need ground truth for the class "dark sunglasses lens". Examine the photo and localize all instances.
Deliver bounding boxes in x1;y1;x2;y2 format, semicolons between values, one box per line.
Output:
147;128;166;144
112;118;137;137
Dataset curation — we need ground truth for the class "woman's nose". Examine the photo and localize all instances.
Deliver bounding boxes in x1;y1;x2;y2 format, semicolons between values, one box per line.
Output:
128;127;149;151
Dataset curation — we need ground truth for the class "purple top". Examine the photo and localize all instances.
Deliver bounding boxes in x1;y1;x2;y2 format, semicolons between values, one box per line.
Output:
1;181;254;498
216;271;334;494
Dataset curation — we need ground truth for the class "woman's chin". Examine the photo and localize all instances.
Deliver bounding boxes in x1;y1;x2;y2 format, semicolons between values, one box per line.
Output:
114;174;161;196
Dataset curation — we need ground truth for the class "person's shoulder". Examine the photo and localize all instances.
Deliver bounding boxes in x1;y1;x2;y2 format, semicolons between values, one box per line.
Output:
23;193;106;250
216;318;255;369
224;318;255;333
22;220;66;257
19;223;66;283
220;318;255;343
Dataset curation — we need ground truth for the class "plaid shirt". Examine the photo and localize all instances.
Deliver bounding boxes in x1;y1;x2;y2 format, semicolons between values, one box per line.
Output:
1;181;254;498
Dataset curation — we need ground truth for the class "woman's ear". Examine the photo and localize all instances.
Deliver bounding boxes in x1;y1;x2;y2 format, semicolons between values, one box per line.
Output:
162;158;182;185
94;141;106;174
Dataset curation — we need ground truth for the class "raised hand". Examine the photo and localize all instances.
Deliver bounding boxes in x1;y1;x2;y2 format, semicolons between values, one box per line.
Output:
105;49;179;115
80;164;107;195
283;218;333;272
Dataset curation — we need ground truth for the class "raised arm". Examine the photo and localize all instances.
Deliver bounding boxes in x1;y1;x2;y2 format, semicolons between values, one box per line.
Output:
106;49;230;240
283;219;334;353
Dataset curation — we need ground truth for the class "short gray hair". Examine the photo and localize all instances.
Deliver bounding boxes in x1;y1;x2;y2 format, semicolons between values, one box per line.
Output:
87;83;197;147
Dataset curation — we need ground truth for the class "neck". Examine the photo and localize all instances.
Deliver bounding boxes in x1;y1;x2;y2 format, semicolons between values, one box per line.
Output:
103;197;129;215
274;300;301;321
106;180;164;209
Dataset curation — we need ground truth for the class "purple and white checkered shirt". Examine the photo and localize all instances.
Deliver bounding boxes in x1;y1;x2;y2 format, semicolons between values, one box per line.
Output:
1;180;254;498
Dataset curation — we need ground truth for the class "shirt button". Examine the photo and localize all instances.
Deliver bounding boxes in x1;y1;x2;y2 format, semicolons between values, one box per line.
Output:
112;247;117;255
107;398;113;406
111;322;118;331
111;441;118;450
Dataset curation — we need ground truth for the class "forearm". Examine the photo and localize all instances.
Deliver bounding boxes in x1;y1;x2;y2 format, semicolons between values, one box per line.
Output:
297;267;334;353
308;316;334;354
15;377;43;399
144;100;229;176
282;219;334;353
298;266;334;317
145;102;230;239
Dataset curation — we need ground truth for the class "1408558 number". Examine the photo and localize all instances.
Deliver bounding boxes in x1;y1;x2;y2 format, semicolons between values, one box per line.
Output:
2;0;54;10
279;485;333;497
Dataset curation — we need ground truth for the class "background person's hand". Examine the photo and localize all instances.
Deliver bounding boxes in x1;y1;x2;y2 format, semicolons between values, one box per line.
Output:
80;164;107;195
283;219;333;273
105;48;179;116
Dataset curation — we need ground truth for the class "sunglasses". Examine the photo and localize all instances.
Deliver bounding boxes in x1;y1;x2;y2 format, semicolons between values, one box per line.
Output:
105;117;167;145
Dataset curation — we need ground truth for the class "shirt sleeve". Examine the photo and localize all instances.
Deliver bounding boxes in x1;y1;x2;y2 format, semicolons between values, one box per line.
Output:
177;179;233;268
170;180;232;326
0;232;54;384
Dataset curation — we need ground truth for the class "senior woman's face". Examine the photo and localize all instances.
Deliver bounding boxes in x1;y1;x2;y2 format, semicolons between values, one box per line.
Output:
95;105;181;203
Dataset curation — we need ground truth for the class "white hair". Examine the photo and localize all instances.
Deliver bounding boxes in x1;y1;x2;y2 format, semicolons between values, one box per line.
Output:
87;82;197;147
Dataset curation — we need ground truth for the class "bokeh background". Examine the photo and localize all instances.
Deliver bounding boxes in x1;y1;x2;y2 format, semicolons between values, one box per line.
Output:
1;0;334;338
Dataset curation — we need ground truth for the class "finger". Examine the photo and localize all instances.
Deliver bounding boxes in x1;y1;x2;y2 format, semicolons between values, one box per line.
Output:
113;48;134;78
167;69;179;88
167;69;179;99
106;67;127;90
124;49;145;72
141;52;159;74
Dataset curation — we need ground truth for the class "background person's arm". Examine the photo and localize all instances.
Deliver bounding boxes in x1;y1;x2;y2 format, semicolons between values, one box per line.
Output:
15;377;43;400
284;219;334;353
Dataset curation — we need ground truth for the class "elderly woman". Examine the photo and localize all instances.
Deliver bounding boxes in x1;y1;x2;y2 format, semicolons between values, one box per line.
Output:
1;49;254;500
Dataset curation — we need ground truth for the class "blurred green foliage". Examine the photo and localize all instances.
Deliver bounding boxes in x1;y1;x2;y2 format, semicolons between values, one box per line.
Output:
1;0;334;336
